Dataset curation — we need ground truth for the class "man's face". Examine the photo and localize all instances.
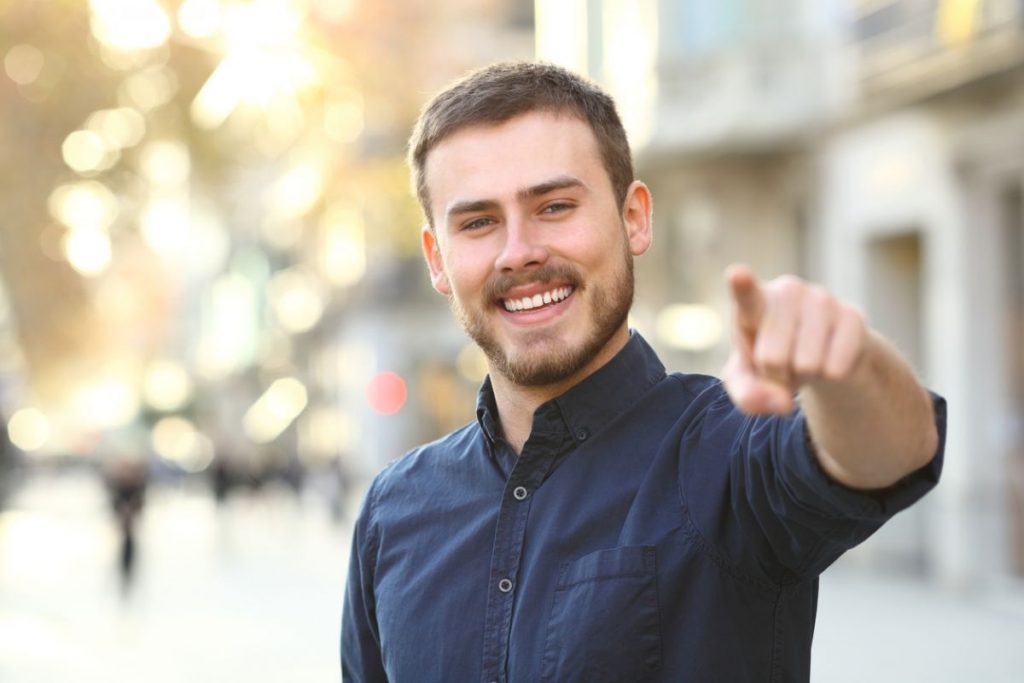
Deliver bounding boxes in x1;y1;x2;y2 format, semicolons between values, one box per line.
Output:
421;111;652;388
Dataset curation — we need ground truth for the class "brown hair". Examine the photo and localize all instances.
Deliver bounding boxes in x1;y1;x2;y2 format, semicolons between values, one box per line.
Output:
408;62;635;225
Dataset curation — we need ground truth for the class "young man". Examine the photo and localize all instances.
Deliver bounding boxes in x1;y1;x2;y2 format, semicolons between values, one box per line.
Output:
342;62;945;682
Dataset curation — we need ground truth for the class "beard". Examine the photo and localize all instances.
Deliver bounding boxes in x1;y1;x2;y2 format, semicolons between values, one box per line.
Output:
448;242;634;388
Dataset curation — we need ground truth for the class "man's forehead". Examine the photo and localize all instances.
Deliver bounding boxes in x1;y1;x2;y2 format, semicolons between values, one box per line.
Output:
423;111;602;212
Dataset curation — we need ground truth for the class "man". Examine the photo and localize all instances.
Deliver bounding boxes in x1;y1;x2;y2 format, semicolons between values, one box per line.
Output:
342;62;945;682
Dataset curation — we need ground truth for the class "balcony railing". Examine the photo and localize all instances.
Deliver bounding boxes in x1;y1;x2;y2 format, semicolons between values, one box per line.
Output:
855;0;1024;106
648;38;828;156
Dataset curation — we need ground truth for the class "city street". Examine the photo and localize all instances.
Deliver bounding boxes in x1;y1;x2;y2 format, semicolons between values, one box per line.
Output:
2;467;1023;682
0;467;351;683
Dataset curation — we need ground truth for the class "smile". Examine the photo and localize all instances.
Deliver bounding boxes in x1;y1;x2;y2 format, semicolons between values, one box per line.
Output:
502;286;574;312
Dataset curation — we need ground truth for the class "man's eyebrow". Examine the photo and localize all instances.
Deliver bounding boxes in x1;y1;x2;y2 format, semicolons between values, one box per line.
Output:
444;175;588;222
516;175;587;201
446;198;500;220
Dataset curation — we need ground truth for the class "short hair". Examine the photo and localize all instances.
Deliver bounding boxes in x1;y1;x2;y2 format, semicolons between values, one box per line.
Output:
408;61;635;225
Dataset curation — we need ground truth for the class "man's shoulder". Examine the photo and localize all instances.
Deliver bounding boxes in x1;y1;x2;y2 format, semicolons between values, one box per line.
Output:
664;371;728;404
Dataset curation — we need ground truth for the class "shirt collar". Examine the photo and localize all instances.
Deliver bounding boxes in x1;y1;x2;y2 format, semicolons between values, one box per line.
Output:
475;331;667;447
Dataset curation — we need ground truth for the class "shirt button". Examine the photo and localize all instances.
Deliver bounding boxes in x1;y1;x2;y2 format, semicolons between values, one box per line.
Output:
498;578;513;593
576;427;590;441
513;486;528;501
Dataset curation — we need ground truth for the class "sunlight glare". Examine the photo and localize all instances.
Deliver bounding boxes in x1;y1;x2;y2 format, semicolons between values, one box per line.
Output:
7;408;51;452
89;0;172;51
62;130;118;174
71;377;140;429
63;228;112;277
141;197;190;256
178;0;223;39
48;181;119;231
319;205;366;287
85;107;147;149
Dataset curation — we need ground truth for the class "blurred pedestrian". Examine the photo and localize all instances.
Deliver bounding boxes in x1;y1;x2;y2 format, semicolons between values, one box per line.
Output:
209;455;234;505
342;62;947;681
105;455;148;594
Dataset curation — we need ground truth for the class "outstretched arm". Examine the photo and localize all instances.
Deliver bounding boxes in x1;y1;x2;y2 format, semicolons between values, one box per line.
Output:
722;264;939;490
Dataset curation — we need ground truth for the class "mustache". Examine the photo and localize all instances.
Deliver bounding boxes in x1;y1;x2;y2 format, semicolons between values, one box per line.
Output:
483;263;583;302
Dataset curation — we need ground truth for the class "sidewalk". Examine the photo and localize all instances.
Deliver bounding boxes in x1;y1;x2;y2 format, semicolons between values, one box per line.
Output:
2;467;1022;682
813;567;1024;681
0;468;351;683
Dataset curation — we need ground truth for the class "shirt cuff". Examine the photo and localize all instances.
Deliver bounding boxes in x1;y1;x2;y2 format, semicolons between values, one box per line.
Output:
780;392;947;520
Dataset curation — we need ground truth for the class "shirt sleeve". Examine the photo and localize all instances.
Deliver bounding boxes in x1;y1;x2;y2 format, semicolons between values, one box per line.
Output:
341;479;389;682
680;387;946;584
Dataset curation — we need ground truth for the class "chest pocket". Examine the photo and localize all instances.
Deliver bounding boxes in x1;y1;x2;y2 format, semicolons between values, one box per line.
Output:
540;545;662;683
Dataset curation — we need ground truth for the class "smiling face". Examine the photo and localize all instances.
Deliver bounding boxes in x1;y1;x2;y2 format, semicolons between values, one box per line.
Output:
421;110;652;389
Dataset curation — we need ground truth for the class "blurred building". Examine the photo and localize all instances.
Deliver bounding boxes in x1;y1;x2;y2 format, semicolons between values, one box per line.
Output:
0;0;533;500
537;0;1024;586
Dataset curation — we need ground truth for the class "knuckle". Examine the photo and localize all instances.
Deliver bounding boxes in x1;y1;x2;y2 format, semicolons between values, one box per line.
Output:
823;359;852;381
806;285;832;310
754;344;787;371
841;303;866;328
773;275;804;299
793;356;821;378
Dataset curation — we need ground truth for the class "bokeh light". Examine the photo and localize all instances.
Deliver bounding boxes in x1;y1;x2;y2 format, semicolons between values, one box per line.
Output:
88;0;172;52
7;408;51;452
319;205;366;287
177;0;223;39
63;227;113;277
140;197;190;256
4;44;45;85
242;377;309;443
151;416;214;472
268;267;326;333
47;181;119;231
655;304;723;352
142;360;193;412
61;130;118;174
85;107;147;149
70;377;140;430
456;344;489;383
366;371;407;416
139;141;191;187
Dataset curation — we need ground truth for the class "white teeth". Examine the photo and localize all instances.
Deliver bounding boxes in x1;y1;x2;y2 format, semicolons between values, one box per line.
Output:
502;286;573;312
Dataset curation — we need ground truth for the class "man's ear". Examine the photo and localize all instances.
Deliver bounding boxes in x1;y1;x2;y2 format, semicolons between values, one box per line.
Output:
622;180;653;256
421;224;450;295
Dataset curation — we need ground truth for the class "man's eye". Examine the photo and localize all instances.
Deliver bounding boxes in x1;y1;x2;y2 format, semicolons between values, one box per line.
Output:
462;217;494;231
542;202;574;215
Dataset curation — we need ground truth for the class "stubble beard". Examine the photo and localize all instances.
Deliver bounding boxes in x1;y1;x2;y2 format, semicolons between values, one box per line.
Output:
449;247;635;388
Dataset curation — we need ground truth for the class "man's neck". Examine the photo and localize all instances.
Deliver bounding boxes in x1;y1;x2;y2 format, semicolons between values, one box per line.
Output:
490;375;569;455
488;326;631;455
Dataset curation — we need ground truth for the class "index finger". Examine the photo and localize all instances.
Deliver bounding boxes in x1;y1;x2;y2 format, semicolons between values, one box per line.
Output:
725;263;765;335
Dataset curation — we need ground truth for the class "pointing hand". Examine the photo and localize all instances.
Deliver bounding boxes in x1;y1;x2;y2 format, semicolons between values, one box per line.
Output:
722;264;868;415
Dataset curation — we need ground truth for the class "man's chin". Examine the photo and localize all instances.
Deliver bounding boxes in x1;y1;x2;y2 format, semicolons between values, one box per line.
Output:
488;338;595;387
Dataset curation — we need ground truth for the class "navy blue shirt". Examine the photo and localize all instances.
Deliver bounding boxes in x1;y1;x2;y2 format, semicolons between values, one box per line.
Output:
341;333;945;682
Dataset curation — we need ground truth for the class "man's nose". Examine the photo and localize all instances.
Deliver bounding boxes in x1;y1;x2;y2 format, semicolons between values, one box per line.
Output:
494;218;548;272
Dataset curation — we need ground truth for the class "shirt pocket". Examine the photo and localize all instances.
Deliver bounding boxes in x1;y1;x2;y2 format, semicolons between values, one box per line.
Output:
539;545;662;683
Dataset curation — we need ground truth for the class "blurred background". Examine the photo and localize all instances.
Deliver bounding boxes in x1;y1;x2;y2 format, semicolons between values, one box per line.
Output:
0;0;1022;680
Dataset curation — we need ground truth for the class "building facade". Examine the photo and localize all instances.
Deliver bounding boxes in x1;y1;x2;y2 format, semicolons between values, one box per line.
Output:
536;0;1024;585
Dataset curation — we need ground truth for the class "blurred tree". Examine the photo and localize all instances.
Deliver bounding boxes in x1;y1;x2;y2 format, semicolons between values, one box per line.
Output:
0;0;532;457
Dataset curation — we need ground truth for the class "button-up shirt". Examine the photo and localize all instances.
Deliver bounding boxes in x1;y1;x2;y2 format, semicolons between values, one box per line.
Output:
341;333;945;682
